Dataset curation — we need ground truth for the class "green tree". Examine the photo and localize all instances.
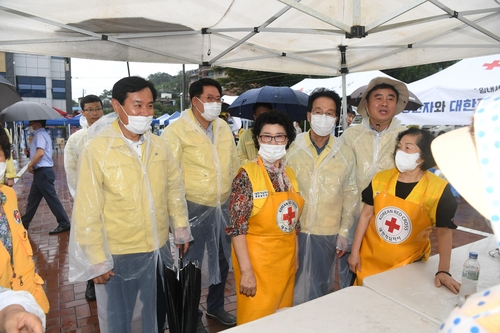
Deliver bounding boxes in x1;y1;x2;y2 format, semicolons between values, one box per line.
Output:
382;61;458;83
99;89;112;99
217;67;326;94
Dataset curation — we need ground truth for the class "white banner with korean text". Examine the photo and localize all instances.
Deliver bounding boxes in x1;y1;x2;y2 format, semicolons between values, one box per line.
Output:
396;86;499;126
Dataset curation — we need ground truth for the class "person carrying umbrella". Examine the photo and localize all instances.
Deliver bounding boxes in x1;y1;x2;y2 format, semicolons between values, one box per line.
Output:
68;76;192;333
286;88;358;305
21;118;71;234
236;103;272;165
161;78;239;332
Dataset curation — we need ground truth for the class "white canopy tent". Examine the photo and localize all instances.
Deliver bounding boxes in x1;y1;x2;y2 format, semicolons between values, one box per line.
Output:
398;53;500;125
291;70;393;95
1;0;499;75
1;0;499;125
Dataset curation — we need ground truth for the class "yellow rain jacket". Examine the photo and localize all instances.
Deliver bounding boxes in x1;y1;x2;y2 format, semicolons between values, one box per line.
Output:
162;108;239;207
4;128;18;182
342;117;406;193
236;128;258;166
0;186;49;313
69;119;192;281
286;132;358;237
64;127;88;198
286;132;358;303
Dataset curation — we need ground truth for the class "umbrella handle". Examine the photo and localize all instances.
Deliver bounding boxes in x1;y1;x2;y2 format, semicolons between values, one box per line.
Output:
178;244;184;268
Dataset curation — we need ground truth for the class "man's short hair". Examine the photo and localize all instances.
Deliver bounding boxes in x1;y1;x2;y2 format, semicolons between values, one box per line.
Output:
252;103;273;114
112;76;157;105
347;108;356;116
80;95;103;110
307;88;341;117
189;78;222;101
31;119;46;127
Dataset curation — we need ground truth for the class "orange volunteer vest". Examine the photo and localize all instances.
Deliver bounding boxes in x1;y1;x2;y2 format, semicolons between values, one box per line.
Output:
355;168;447;286
232;157;304;325
0;186;49;313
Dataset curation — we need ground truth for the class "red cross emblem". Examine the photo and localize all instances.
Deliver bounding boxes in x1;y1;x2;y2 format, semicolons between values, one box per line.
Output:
483;60;500;70
385;217;400;233
283;207;296;225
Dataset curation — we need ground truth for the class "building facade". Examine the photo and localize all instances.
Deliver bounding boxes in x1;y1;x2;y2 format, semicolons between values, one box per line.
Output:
0;52;73;113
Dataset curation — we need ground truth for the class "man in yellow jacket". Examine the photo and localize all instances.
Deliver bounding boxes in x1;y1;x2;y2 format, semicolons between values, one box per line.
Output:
162;78;239;331
342;77;409;194
286;88;358;305
69;76;192;333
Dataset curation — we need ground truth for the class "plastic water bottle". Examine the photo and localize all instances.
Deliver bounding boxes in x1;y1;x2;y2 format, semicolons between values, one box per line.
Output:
458;251;480;305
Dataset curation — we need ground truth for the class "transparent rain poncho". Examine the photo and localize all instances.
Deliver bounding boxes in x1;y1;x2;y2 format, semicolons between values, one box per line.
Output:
63;125;88;198
162;109;240;288
285;132;358;304
342;117;406;193
68;118;192;332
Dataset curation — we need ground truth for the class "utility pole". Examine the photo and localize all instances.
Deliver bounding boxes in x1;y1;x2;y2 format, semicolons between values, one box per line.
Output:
181;64;186;110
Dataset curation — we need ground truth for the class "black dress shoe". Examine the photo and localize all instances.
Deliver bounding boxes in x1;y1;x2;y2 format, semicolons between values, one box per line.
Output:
206;310;236;326
85;280;96;301
49;225;70;234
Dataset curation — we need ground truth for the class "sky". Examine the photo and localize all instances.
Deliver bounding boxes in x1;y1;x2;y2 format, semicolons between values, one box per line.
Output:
71;58;198;101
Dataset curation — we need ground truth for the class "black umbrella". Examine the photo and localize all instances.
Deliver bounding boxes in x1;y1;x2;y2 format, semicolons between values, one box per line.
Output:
163;248;201;333
0;76;22;112
348;84;423;111
227;86;309;121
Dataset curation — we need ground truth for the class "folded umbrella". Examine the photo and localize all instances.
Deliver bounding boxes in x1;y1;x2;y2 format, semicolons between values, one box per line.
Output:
227;86;309;121
348;84;423;111
164;247;201;333
0;76;22;112
0;101;64;122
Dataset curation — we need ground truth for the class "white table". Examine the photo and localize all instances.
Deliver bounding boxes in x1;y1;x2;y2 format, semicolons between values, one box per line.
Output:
224;286;439;333
363;235;500;324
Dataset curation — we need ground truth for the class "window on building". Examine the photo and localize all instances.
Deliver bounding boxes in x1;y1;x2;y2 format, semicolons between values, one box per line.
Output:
52;80;66;100
16;76;46;98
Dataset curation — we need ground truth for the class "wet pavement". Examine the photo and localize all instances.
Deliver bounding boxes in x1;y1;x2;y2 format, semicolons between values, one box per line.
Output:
12;151;492;333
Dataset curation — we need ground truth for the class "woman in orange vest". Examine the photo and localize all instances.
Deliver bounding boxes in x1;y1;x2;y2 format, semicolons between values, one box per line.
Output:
348;127;461;294
226;110;304;325
0;125;49;313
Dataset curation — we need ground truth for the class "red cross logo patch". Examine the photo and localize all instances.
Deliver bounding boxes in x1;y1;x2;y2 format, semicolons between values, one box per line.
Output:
276;199;299;233
375;206;412;244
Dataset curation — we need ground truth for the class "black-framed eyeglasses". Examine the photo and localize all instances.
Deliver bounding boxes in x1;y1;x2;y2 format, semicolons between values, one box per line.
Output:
83;107;103;113
198;95;221;103
258;135;287;143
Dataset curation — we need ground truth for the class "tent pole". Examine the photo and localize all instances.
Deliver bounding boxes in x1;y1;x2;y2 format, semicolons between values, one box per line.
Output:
339;45;348;131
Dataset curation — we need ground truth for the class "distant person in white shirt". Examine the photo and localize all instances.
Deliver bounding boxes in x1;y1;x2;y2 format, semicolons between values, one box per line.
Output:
64;94;103;302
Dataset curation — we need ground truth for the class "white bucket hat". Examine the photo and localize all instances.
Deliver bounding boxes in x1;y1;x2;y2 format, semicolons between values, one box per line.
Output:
357;77;410;117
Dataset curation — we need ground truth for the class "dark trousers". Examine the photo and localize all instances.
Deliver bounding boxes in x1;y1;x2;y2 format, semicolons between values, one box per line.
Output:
22;167;70;230
183;201;230;318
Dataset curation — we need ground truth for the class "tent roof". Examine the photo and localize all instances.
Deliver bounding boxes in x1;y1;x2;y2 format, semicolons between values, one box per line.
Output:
0;0;499;75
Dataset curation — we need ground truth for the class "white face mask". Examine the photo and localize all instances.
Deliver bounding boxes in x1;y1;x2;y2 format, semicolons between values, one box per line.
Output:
196;97;221;122
27;126;33;133
0;162;5;180
395;150;421;173
310;114;336;137
258;143;287;163
120;105;153;135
